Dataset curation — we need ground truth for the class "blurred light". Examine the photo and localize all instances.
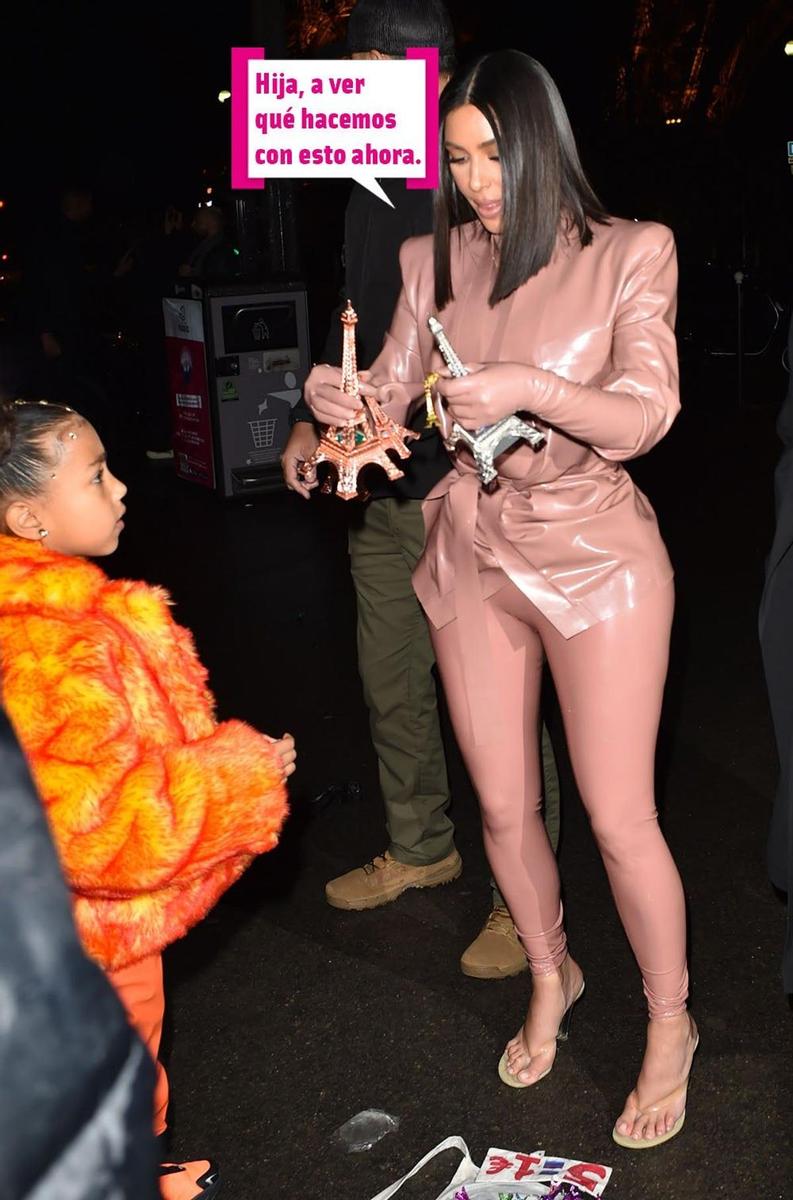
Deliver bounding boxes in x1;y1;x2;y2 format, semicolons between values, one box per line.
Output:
206;186;213;195
232;247;240;256
0;253;7;262
665;117;683;126
0;200;5;209
218;89;231;103
785;40;793;56
205;200;213;208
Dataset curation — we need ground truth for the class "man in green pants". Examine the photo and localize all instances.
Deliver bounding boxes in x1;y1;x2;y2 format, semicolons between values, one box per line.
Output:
282;0;560;979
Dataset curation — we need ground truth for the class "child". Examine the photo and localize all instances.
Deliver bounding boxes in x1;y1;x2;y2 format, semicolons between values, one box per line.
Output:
0;398;294;1199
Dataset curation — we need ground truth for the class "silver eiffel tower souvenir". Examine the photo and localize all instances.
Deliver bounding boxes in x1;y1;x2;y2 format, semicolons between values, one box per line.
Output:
428;316;546;487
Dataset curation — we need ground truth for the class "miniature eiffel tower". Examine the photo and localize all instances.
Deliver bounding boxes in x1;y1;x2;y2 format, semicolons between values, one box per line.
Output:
300;300;417;501
427;315;546;489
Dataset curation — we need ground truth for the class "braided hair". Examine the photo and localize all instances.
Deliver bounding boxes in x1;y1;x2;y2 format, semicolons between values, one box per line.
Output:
0;399;83;526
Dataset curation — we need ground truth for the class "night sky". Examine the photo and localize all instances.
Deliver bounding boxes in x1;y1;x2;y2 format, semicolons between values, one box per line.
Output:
2;1;791;281
6;1;630;195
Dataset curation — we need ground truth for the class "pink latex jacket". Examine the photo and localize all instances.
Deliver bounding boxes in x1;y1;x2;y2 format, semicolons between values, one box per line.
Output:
367;217;680;741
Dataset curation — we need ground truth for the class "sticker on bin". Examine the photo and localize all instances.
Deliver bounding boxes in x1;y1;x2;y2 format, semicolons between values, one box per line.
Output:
249;418;277;449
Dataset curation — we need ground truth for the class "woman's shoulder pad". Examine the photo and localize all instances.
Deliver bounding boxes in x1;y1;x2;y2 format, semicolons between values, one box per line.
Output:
398;231;433;272
596;216;675;254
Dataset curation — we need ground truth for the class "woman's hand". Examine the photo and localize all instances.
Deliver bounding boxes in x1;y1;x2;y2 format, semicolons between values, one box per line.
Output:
436;361;529;430
304;364;377;426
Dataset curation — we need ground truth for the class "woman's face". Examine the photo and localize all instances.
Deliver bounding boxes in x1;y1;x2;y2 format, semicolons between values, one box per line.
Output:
444;104;503;235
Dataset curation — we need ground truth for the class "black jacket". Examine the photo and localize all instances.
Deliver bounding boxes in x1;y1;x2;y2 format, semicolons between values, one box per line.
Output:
759;308;793;993
0;709;157;1198
294;179;451;500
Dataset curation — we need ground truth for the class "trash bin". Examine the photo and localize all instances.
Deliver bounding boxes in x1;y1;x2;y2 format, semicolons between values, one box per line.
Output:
163;280;311;496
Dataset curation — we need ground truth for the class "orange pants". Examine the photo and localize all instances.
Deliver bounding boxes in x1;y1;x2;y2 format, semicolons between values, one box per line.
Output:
108;952;170;1136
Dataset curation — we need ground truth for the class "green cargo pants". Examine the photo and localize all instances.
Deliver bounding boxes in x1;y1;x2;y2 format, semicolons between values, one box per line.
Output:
348;497;560;894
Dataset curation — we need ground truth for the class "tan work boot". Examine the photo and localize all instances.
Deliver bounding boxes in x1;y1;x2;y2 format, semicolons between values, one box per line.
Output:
460;905;530;979
325;848;462;910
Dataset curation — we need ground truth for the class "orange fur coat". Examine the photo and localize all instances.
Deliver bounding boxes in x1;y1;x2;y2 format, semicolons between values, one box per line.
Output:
0;535;288;971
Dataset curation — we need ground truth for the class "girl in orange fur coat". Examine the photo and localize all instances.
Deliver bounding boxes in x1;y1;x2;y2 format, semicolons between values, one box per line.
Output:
0;398;294;1200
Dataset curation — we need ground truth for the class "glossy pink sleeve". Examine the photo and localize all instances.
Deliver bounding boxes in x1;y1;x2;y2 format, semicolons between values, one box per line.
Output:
523;225;680;460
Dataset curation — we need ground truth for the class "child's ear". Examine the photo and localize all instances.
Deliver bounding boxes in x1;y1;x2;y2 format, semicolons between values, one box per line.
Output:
4;501;46;542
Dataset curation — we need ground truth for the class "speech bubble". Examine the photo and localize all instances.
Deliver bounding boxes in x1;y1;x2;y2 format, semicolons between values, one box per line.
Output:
231;48;438;205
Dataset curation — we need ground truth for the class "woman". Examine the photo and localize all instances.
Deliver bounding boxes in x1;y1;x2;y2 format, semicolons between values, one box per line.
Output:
305;50;697;1149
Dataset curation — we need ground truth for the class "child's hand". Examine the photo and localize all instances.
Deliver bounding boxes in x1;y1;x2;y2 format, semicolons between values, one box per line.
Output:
266;733;296;779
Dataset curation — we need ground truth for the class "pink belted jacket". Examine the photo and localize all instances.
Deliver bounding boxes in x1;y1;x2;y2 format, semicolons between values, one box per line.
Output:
366;217;680;740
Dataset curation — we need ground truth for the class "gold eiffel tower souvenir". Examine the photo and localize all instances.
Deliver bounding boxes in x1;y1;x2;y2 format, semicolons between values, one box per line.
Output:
300;301;417;500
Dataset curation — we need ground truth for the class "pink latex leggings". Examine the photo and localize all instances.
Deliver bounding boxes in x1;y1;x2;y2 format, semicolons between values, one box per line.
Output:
430;577;688;1018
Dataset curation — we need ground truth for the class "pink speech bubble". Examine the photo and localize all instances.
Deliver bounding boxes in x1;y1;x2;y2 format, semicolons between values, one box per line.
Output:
406;47;438;190
232;48;438;198
232;46;265;190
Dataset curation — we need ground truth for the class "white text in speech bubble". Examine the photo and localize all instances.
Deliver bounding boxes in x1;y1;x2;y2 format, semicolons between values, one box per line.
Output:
231;51;438;206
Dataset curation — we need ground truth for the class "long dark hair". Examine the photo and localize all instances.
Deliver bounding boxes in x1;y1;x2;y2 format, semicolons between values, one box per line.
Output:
434;50;610;310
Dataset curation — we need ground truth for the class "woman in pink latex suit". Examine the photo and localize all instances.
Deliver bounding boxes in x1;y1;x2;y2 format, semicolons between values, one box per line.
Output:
305;50;697;1149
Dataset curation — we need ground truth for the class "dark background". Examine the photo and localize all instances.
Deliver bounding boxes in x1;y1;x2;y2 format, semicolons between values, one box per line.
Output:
2;0;791;324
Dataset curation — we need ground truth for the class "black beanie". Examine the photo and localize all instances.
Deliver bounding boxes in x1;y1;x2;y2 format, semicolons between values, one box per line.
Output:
346;0;455;65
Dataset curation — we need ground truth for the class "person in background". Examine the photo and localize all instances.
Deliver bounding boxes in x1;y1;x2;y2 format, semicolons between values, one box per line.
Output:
283;0;562;981
759;306;793;995
24;186;111;437
114;202;193;459
178;204;237;282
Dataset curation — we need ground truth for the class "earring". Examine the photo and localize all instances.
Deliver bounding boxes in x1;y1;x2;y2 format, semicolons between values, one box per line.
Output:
39;529;48;539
